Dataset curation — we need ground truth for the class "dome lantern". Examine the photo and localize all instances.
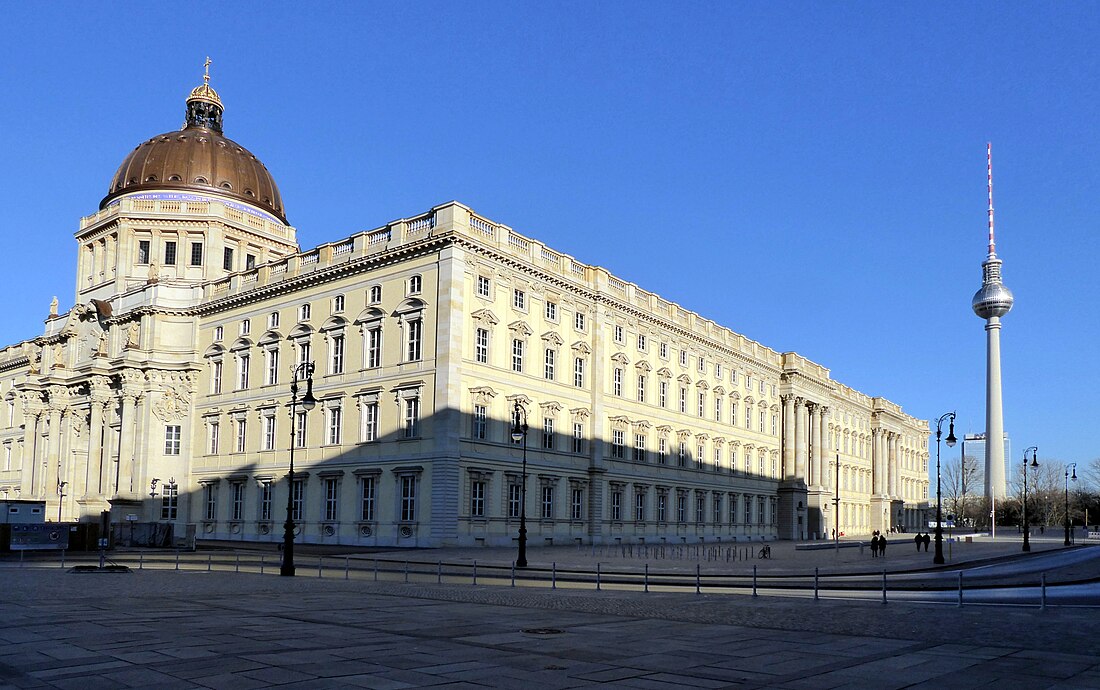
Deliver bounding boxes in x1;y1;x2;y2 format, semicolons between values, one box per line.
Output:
185;57;223;133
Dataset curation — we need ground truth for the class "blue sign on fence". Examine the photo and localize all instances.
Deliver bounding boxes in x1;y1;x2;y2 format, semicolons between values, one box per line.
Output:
10;523;69;551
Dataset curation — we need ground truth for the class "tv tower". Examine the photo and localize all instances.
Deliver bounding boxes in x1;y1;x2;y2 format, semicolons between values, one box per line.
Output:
971;143;1012;506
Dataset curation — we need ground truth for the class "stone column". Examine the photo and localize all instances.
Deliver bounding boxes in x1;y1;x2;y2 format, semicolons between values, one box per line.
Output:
806;403;817;486
781;395;795;478
871;428;882;495
44;386;67;503
116;392;138;498
888;433;898;497
19;407;40;496
794;397;807;481
816;406;828;488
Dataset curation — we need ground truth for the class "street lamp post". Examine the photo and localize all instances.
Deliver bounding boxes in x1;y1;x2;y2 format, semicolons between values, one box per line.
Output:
1021;447;1038;552
509;400;529;568
281;361;317;577
833;445;840;555
57;480;67;522
933;411;957;565
1064;462;1077;547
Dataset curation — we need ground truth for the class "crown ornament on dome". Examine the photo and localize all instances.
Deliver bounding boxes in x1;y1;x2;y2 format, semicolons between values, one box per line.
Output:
184;57;224;133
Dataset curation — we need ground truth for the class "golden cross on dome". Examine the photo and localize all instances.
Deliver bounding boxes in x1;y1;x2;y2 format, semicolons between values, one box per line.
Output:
203;57;212;85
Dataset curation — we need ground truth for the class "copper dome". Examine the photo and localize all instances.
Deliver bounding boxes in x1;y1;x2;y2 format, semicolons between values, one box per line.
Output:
100;80;287;224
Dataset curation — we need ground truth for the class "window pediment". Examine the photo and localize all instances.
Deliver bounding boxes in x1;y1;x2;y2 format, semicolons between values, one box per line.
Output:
257;330;282;346
508;320;533;337
355;307;386;325
320;316;347;332
287;324;313;341
571;341;591;356
656;367;672;379
471;308;498;327
395;297;427;315
541;331;563;346
229;337;252;352
610;352;629;365
203;344;225;358
635;360;651;372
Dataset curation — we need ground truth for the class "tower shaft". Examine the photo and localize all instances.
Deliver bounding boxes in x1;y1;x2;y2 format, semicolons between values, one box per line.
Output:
984;317;1007;501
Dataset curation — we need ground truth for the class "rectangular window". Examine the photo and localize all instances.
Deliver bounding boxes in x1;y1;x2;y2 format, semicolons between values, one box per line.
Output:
659;342;668;359
203;484;216;521
333;294;345;312
637;374;646;403
291;480;304;522
574;311;585;331
545;301;557;321
542;417;554;450
164;241;177;266
223;247;234;271
573;357;584;388
715;397;722;422
476;275;491;297
367;327;382;368
295;411;307;448
259;481;272;521
472;404;487;439
572;422;584;454
408;275;422;294
369;285;382;303
696;494;705;523
659;380;667;408
679;350;687;366
246;254;256;270
698;357;705;373
400;476;416;521
470;480;485;517
760;410;766;433
633;434;646;463
231;482;244;521
190;242;203;266
511;339;524;373
698;391;705;417
263;415;276;451
612;367;622;396
164;425;181;455
475;328;489;364
730;495;737;525
324;477;339;521
731;402;738;426
571;488;583;520
658;437;667;465
508;483;521;518
541;486;553;519
241;319;251;336
237;354;249;390
361;402;379;442
658;493;666;522
716;363;722;379
613;325;623;343
637;334;646;351
161;484;178;520
235;419;247;453
611;490;622;521
300;303;312;321
298;341;311;367
327;406;342;445
214;326;223;341
406;319;422;362
404;396;420;438
265;348;279;386
513;289;526;310
635;492;645;521
360;477;376;521
544;348;555;380
208;422;219;455
745;405;751;428
331;335;345;374
679;387;687;413
678;442;687;467
677;495;686;523
137;240;150;264
611;429;625;459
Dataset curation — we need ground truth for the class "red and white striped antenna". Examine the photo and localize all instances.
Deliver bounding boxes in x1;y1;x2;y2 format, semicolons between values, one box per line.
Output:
987;142;996;255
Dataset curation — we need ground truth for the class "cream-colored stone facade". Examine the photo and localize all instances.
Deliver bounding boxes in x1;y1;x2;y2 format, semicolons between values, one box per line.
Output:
0;87;929;547
0;193;929;547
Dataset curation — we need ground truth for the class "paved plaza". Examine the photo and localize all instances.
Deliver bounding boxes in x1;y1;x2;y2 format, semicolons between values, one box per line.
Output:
1;536;1098;689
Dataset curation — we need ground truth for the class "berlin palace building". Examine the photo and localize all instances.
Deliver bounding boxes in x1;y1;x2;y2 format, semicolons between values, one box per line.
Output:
0;76;929;548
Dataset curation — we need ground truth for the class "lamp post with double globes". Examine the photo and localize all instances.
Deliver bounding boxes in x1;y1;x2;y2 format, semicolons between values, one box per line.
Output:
1064;463;1077;546
281;361;317;577
933;411;957;565
1021;447;1038;552
509;400;529;568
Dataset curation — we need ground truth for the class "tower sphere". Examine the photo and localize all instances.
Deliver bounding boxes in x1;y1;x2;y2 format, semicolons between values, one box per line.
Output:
972;280;1014;319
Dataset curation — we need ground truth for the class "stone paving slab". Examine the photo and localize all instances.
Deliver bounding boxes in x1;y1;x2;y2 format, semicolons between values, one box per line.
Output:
0;564;1098;689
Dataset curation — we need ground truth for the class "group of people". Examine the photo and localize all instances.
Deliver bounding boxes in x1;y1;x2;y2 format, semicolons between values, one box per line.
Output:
913;532;932;552
870;531;888;557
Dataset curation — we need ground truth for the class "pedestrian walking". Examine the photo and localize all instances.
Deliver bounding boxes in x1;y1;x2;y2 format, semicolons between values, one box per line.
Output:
914;533;922;552
871;534;879;557
880;536;887;557
922;533;931;552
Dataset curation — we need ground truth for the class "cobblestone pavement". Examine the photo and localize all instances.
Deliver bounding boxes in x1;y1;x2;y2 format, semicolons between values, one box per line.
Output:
1;536;1098;689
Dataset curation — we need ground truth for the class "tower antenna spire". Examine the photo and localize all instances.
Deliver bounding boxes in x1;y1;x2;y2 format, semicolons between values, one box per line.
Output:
203;57;212;85
987;141;995;256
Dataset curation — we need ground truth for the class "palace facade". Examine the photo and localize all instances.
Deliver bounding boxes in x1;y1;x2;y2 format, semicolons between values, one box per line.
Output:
0;78;929;547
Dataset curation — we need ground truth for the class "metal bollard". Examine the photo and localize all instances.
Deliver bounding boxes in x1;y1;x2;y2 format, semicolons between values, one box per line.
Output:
753;564;757;597
511;562;515;587
437;560;442;584
814;567;819;601
138;552;142;570
881;570;887;605
318;556;323;578
404;561;408;583
552;562;556;590
61;550;66;569
207;553;212;572
645;563;649;593
597;562;601;591
236;554;240;573
473;560;477;586
957;571;963;607
374;560;378;581
345;556;350;580
1040;572;1046;610
175;551;180;570
261;554;265;574
696;563;701;595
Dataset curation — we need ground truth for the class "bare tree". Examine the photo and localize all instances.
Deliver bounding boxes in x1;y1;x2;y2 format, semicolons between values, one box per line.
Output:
941;452;983;526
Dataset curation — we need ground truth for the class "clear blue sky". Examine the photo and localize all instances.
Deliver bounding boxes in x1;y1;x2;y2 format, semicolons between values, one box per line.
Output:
2;3;1097;474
